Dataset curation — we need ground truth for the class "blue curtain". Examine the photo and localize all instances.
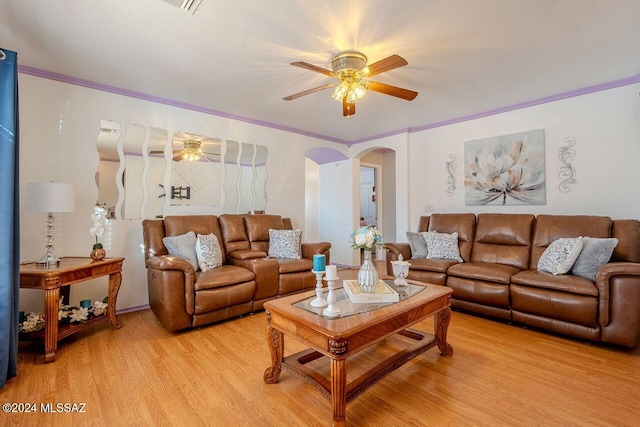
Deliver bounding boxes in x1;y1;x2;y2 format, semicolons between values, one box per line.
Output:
0;48;19;388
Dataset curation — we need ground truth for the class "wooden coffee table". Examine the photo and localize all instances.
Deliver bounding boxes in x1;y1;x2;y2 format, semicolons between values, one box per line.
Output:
263;280;453;426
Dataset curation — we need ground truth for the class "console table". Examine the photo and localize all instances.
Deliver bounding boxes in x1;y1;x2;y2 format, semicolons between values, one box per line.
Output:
19;257;124;363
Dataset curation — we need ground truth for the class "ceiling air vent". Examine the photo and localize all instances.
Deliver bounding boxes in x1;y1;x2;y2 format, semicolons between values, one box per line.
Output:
161;0;202;14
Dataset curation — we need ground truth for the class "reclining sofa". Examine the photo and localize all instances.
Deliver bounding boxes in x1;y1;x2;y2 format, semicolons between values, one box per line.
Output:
142;214;331;331
385;213;640;348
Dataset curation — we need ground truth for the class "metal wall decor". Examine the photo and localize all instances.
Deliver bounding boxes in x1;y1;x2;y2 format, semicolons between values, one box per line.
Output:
558;136;576;193
445;154;456;196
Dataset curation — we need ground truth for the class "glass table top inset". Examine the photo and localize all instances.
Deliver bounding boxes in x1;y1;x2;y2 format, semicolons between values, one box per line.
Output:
294;280;425;319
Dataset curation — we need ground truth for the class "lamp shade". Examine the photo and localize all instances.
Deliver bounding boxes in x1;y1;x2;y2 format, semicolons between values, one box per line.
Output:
25;182;75;213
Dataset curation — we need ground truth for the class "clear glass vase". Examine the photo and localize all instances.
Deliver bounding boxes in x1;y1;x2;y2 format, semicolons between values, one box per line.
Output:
358;249;379;293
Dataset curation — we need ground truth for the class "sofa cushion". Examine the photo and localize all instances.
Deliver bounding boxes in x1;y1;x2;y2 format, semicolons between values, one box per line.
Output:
407;257;457;273
611;219;640;263
194;265;256;291
471;214;534;270
164;215;225;260
537;237;583;275
571;237;618;280
163;231;198;270
427;213;476;262
407;231;429;258
268;229;302;259
194;280;256;314
530;215;611;268
425;231;463;262
219;214;250;255
447;262;522;285
244;215;284;250
196;233;223;272
511;269;598;296
510;283;598;328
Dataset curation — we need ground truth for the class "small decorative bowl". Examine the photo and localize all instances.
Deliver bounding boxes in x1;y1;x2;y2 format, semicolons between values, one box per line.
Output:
391;254;411;286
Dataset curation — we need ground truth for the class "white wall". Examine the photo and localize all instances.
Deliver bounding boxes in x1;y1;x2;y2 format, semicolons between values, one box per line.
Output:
18;74;334;313
349;133;411;242
318;159;359;267
19;73;640;313
407;83;640;232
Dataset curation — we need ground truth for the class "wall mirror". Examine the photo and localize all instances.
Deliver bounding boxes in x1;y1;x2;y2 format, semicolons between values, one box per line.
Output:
223;140;240;213
96;122;268;218
254;145;268;213
223;141;268;214
170;131;222;208
144;127;168;219
96;119;122;219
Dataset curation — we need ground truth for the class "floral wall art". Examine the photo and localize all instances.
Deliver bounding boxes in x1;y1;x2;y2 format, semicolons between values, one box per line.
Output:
464;129;546;205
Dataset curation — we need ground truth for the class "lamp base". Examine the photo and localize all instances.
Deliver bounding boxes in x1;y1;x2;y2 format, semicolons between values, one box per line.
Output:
36;253;60;267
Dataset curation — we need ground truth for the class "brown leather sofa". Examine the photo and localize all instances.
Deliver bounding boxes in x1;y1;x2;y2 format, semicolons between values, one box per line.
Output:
142;214;331;331
385;213;640;348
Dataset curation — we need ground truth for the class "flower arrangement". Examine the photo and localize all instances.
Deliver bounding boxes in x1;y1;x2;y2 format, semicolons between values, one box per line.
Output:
90;205;111;251
349;226;383;251
19;297;108;333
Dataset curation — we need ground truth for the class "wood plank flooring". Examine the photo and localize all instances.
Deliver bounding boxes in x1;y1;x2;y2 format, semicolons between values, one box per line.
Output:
2;264;639;426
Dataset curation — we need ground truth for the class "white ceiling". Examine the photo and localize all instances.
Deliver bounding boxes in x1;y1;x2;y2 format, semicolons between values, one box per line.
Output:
2;0;640;143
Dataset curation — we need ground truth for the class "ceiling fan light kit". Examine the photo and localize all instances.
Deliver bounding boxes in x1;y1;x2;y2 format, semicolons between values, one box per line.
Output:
284;50;418;117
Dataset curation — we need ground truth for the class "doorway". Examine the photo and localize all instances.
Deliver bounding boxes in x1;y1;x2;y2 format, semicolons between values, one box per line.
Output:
359;166;377;228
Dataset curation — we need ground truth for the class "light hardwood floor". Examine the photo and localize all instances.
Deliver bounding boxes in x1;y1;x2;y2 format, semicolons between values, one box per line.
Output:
3;264;639;426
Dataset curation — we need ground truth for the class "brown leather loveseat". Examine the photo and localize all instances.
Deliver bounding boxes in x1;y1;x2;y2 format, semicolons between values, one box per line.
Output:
385;213;640;348
142;214;331;331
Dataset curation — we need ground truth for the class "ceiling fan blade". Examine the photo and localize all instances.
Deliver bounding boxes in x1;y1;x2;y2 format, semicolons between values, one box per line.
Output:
368;81;418;100
283;83;335;101
172;153;184;162
290;61;335;77
342;97;356;117
364;54;408;77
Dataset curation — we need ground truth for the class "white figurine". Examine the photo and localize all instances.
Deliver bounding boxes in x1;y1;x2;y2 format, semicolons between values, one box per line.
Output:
391;254;411;286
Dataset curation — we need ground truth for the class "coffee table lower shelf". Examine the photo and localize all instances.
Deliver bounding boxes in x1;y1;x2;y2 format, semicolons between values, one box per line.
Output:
281;328;440;404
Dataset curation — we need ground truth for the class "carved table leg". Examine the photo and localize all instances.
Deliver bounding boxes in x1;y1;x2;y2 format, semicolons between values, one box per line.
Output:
264;312;284;384
330;358;347;427
43;288;60;363
107;271;122;329
435;306;454;356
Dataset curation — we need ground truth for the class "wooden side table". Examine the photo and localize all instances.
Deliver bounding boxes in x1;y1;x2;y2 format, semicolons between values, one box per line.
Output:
19;257;125;363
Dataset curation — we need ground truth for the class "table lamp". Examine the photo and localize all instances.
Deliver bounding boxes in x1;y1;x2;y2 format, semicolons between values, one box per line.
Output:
26;182;75;265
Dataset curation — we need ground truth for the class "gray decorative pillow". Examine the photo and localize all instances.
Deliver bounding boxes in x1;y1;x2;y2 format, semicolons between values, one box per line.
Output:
163;231;198;270
196;233;223;272
571;237;618;280
407;231;429;259
268;229;302;259
424;231;463;262
537;237;583;275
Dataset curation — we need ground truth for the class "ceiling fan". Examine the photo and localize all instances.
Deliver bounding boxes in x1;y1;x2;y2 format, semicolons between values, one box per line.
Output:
150;133;221;162
283;51;418;117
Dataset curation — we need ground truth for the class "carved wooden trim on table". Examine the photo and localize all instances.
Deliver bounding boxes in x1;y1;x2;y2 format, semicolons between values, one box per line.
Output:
263;310;283;384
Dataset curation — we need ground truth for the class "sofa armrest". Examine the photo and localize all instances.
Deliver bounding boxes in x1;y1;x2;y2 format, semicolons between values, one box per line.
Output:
230;258;280;301
146;255;196;315
385;243;412;276
595;262;640;347
301;242;331;261
146;254;194;272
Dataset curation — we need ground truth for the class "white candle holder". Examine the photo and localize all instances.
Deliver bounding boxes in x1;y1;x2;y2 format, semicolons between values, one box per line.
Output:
309;270;328;308
323;275;340;317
